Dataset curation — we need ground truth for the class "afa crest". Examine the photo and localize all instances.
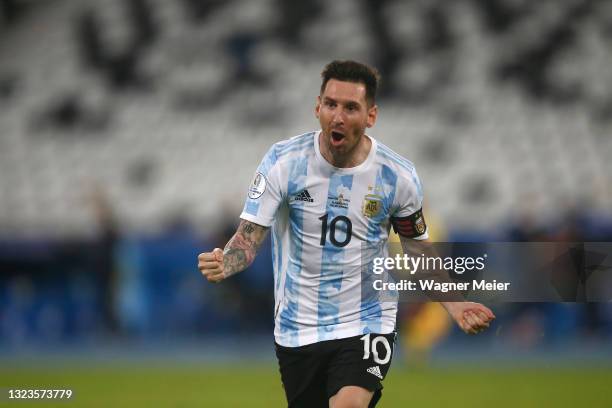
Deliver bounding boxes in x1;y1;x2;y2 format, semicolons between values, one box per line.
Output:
415;216;426;235
362;194;383;218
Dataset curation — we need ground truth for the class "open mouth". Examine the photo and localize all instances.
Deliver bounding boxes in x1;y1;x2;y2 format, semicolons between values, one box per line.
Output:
331;131;345;143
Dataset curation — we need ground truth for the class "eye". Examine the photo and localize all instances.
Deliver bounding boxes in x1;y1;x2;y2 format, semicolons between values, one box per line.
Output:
325;100;336;108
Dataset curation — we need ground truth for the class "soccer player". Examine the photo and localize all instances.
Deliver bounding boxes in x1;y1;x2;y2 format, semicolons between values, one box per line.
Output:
198;60;495;408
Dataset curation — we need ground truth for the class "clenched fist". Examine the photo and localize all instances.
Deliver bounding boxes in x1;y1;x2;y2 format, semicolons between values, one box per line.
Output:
443;302;495;335
198;248;225;283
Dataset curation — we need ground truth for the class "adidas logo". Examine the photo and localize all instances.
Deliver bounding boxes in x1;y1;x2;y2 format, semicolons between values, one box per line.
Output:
293;189;314;203
366;366;383;380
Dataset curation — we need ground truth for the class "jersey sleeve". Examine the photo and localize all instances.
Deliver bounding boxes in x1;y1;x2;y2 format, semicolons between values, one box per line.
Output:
239;144;284;227
390;168;428;240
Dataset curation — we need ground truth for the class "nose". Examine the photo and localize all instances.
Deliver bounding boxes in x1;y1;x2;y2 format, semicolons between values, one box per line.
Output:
332;110;345;127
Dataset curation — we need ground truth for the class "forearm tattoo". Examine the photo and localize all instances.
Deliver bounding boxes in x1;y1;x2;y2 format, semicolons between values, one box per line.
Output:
223;220;268;277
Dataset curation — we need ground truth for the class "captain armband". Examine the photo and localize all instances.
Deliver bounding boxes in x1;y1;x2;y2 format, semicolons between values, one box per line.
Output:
391;208;427;238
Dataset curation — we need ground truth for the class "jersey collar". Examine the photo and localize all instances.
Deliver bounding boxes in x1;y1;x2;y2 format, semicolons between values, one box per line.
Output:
314;130;377;175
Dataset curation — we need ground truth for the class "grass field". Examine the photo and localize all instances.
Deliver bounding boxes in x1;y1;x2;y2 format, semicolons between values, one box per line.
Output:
1;364;611;407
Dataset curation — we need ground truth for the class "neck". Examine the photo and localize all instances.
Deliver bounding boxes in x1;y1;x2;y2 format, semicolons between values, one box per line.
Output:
320;133;371;168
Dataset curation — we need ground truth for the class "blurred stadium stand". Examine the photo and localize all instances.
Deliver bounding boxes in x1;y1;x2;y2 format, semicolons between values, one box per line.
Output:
1;0;611;352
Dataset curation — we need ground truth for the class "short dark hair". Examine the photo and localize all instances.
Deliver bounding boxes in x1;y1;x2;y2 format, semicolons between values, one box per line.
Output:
320;60;380;106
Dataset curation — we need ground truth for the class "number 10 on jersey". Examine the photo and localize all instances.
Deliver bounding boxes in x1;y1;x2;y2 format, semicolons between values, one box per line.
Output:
319;213;353;247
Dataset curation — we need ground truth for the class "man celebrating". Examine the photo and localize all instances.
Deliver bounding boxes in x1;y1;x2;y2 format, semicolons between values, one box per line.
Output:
198;60;494;408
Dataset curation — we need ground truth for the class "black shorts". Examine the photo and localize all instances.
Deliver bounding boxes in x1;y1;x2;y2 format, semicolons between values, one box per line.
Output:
275;332;396;408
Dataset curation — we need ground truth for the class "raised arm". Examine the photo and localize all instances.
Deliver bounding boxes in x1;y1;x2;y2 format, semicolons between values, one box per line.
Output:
198;219;269;283
398;236;495;334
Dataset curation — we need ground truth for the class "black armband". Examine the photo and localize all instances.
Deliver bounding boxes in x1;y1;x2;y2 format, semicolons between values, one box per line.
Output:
391;208;427;238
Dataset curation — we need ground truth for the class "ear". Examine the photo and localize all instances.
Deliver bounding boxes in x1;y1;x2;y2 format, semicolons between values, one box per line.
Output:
366;104;378;128
315;95;321;118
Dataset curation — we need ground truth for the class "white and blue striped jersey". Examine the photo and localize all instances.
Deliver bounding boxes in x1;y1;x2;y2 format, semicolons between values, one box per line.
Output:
240;131;428;347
